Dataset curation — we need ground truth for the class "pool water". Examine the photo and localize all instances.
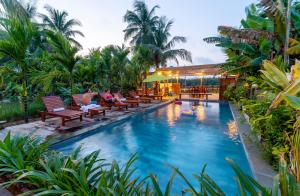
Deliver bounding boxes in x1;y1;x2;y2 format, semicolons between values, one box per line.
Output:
53;101;252;194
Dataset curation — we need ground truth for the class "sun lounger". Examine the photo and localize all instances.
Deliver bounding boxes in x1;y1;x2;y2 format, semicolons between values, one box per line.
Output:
113;93;139;107
72;94;105;118
41;96;84;126
129;91;152;103
145;94;163;101
99;93;128;110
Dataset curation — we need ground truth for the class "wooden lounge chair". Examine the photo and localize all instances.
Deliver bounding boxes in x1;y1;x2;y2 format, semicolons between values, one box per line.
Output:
113;93;139;107
129;91;152;103
41;96;84;126
72;94;106;118
99;93;128;110
145;94;163;101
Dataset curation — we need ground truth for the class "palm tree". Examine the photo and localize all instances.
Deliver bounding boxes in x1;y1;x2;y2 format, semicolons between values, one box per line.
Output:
40;5;84;47
150;17;192;68
110;45;130;90
22;0;37;19
123;0;159;45
47;31;81;101
0;0;35;123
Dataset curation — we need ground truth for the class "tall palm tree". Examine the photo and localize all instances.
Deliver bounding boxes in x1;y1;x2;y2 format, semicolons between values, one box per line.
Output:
0;0;35;123
40;5;84;48
123;0;159;45
47;31;81;100
150;17;192;68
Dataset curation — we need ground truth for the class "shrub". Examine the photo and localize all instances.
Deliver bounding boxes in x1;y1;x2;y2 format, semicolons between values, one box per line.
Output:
0;100;44;121
242;100;296;167
241;99;270;119
224;84;247;102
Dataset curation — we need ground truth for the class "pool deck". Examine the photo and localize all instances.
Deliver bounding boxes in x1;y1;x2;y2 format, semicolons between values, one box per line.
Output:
0;100;172;142
229;103;276;188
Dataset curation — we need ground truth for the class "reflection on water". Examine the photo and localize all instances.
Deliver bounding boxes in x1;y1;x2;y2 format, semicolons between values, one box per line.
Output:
166;101;209;126
196;105;206;121
227;120;238;140
166;104;181;126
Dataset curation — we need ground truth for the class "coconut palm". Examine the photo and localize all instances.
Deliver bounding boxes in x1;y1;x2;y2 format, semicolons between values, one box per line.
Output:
40;5;84;47
46;31;81;100
150;17;192;68
22;0;37;19
0;0;35;123
123;0;159;45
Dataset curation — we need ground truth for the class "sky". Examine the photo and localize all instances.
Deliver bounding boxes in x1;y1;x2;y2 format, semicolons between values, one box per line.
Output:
37;0;256;66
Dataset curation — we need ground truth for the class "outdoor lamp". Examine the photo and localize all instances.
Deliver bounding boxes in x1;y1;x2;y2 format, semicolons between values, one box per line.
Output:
252;84;258;89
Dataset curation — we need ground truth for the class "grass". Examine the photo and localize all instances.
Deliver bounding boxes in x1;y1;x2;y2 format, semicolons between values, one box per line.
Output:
0;100;44;121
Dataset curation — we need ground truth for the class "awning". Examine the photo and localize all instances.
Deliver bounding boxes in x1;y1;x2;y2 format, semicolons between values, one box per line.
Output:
143;74;171;82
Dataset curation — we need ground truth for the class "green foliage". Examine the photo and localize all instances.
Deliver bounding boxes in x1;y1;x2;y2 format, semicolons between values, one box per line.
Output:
124;0;192;68
223;84;246;102
40;5;84;48
243;99;296;166
0;0;36;122
241;99;271;119
0;132;47;176
123;0;159;45
203;1;300;75
0;100;44;121
149;16;192;67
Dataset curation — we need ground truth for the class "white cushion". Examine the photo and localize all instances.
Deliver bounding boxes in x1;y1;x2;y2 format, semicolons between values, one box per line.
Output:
53;107;65;112
135;96;140;98
80;104;101;112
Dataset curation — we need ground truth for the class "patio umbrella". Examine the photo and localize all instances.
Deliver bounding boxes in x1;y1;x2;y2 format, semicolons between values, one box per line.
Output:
143;74;171;82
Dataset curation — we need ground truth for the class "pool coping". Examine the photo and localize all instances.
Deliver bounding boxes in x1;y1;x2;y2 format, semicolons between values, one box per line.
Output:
229;102;276;188
49;100;173;145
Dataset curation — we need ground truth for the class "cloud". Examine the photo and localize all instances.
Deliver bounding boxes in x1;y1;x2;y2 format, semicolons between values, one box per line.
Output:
193;57;216;65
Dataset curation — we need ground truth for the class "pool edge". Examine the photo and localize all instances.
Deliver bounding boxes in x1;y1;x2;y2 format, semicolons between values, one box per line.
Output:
49;100;173;146
229;102;276;188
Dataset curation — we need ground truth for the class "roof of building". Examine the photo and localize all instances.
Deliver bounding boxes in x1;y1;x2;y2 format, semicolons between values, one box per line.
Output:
156;63;225;76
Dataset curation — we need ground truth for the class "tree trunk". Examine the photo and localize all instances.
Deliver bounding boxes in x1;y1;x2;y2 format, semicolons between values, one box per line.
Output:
22;64;29;123
284;0;292;66
70;73;73;106
154;62;160;95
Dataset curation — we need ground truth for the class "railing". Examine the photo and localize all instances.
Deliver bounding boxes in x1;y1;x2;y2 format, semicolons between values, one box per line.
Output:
181;85;219;94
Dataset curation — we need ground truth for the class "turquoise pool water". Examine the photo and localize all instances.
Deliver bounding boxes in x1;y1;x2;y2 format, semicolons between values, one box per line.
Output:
53;101;252;194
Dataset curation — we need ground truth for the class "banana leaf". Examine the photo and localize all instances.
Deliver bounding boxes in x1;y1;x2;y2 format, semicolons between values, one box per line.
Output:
283;95;300;110
269;78;300;111
261;60;289;89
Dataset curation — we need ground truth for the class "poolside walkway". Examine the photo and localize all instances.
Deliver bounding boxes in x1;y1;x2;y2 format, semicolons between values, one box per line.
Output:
0;100;170;141
229;103;276;188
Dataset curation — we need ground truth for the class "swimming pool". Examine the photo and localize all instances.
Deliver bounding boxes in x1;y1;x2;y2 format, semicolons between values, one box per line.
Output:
53;101;252;194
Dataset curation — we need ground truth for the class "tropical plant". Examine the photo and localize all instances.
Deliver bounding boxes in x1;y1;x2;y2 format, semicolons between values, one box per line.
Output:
149;16;192;68
287;38;300;55
203;0;299;75
0;100;44;121
39;5;84;47
46;31;81;101
223;84;247;102
123;0;159;46
0;132;47;176
0;0;36;122
260;60;300;111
